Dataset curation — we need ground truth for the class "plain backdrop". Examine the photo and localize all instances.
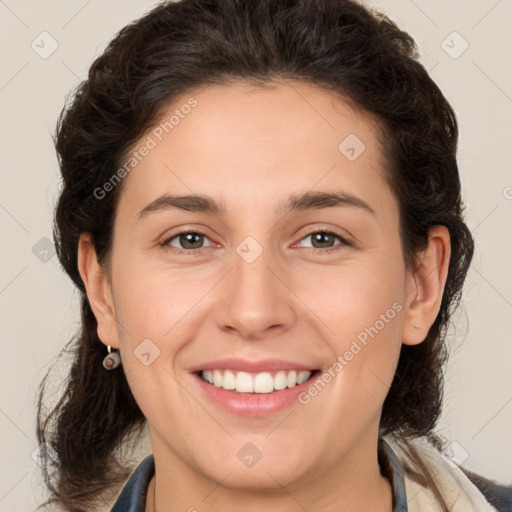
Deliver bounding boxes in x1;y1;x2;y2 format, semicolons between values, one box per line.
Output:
0;1;511;510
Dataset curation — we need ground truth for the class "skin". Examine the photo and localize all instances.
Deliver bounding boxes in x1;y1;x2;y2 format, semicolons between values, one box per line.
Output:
78;80;450;512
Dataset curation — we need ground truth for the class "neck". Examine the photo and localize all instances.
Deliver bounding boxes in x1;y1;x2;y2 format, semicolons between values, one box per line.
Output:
145;429;393;512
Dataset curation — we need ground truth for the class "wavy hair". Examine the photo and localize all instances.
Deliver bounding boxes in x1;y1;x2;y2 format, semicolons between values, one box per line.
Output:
36;0;474;510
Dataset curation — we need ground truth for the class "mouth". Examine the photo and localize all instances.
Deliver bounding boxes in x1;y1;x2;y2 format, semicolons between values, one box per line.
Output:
195;369;322;394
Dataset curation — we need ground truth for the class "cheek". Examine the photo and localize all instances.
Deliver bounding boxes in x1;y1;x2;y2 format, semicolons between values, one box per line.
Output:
295;253;406;389
111;257;205;339
311;274;404;421
296;250;405;335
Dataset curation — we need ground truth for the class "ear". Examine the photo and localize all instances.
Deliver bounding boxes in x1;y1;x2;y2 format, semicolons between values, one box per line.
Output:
402;225;451;346
77;232;120;349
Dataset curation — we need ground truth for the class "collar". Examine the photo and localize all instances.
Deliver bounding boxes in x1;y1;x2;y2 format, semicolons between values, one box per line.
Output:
111;437;408;511
110;454;155;512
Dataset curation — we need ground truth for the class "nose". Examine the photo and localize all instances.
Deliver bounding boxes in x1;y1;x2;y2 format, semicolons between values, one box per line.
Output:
214;240;296;341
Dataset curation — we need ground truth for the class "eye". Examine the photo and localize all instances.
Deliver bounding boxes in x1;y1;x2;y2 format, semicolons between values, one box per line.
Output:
295;229;350;253
160;230;215;254
160;228;350;255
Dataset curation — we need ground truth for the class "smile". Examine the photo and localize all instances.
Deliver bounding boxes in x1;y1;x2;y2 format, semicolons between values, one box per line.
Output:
198;369;320;393
192;368;323;416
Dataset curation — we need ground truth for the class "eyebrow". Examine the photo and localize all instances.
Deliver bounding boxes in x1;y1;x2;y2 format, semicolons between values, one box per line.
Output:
137;190;376;220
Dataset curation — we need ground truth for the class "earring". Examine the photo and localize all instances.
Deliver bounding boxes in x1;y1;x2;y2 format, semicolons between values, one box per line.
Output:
102;345;121;370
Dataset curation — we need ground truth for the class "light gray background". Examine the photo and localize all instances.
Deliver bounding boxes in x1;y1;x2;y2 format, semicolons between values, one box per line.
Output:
0;1;511;510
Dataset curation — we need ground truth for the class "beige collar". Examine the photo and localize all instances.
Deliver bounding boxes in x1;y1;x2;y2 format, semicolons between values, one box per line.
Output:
383;434;499;511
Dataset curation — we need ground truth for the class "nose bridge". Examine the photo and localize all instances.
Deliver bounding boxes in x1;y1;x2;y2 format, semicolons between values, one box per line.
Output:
215;234;295;338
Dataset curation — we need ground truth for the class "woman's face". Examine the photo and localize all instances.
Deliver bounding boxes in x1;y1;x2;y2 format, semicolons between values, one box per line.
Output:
83;80;443;492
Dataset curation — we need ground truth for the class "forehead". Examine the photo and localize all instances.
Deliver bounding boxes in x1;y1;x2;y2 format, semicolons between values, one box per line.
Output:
147;79;383;161
116;79;395;222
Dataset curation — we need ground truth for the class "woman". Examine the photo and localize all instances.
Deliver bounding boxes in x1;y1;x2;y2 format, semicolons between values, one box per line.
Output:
36;0;511;511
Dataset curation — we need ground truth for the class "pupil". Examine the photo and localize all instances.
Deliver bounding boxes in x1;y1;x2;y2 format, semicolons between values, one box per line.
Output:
181;233;203;249
314;232;333;248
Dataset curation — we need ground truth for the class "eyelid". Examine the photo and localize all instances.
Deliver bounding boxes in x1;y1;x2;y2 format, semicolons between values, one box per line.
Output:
160;225;352;255
160;228;216;252
293;227;352;250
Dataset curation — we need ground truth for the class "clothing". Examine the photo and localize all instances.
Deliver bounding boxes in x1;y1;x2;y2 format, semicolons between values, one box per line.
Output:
110;435;512;511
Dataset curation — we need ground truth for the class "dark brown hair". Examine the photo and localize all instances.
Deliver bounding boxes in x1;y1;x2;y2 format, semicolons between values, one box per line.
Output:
36;0;474;510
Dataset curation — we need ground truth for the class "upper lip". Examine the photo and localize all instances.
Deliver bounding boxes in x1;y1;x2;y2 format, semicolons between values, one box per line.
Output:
189;358;318;374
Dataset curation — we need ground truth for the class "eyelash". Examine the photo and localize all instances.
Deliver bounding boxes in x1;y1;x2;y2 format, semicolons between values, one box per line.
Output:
159;228;351;256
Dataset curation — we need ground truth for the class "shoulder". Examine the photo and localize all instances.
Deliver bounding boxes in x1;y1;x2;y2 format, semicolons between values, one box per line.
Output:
382;434;512;512
460;467;512;512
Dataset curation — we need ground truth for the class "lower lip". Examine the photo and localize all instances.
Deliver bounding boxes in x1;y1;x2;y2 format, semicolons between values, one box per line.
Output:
192;371;321;417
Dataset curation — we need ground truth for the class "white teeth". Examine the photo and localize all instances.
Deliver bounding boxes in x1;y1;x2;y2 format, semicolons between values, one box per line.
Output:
286;370;297;388
213;369;223;387
274;371;288;390
236;371;254;392
199;369;313;393
222;370;236;390
297;371;311;384
254;372;274;393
